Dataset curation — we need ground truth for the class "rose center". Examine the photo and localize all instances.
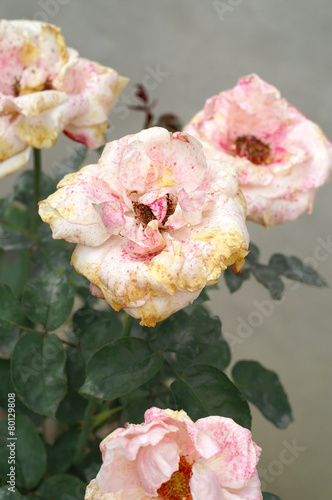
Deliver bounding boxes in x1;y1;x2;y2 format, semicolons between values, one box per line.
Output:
157;456;193;500
132;193;176;228
132;202;156;226
13;76;53;97
234;135;270;165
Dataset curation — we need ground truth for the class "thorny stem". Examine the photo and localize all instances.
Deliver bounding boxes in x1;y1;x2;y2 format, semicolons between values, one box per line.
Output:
121;313;134;337
73;399;95;466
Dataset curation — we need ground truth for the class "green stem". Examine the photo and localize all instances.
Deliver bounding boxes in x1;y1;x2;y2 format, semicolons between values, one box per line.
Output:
0;217;36;239
32;148;42;231
91;405;124;431
163;358;183;380
4;319;38;334
73;399;94;466
121;313;134;337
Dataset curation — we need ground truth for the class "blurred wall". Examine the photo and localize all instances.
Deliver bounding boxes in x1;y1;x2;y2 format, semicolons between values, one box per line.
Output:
1;1;332;499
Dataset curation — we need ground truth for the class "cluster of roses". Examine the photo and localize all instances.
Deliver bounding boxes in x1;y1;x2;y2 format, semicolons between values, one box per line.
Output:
1;19;331;500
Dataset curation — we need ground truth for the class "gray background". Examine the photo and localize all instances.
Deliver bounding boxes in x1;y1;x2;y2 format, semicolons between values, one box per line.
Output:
1;1;332;499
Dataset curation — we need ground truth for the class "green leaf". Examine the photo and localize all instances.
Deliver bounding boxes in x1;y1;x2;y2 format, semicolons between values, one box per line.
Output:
252;264;284;300
246;242;260;265
0;194;14;216
0;360;40;425
0;487;29;499
56;389;87;424
148;306;230;371
80;337;164;400
23;269;74;331
14;169;56;206
53;145;88;183
37;474;85;500
120;392;150;425
0;283;23;355
171;364;251;429
31;232;75;278
269;254;327;287
47;429;79;474
66;346;86;391
0;415;46;490
0;230;34;251
232;360;293;429
83;446;102;483
0;204;34;251
12;332;67;417
262;494;282;500
73;307;122;362
0;250;31;297
192;287;210;305
0;359;14;410
224;267;250;293
76;285;99;307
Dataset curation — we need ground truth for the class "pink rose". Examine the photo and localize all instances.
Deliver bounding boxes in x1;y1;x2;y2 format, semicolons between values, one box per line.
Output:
0;20;128;178
39;127;248;326
85;407;262;500
184;74;332;226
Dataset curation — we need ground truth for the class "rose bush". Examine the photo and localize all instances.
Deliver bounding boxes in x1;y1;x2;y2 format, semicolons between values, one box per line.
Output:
0;19;128;178
39;126;249;326
184;74;332;226
85;407;262;500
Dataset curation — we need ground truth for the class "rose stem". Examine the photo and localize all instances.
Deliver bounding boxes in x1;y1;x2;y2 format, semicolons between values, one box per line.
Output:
32;147;42;231
73;399;95;466
121;313;134;337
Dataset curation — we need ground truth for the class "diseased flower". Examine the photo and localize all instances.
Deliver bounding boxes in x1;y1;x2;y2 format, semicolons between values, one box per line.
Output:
85;407;262;500
184;74;332;227
0;20;128;178
39;127;248;326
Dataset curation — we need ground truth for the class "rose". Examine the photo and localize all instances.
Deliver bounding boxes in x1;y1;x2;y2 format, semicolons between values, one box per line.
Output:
85;407;262;500
39;127;249;326
0;20;128;178
184;74;332;227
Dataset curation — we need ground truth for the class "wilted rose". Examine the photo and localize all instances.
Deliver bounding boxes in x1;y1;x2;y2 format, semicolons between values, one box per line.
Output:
39;127;248;326
184;74;332;227
0;20;128;178
85;407;262;500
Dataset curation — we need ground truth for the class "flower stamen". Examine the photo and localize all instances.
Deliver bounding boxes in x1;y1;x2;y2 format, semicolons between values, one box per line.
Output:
161;193;176;226
132;202;156;227
235;135;270;165
157;456;193;500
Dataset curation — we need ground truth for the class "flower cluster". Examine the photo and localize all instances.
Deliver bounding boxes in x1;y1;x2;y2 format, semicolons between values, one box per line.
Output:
184;74;332;226
39;127;249;326
0;20;128;178
85;407;262;500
